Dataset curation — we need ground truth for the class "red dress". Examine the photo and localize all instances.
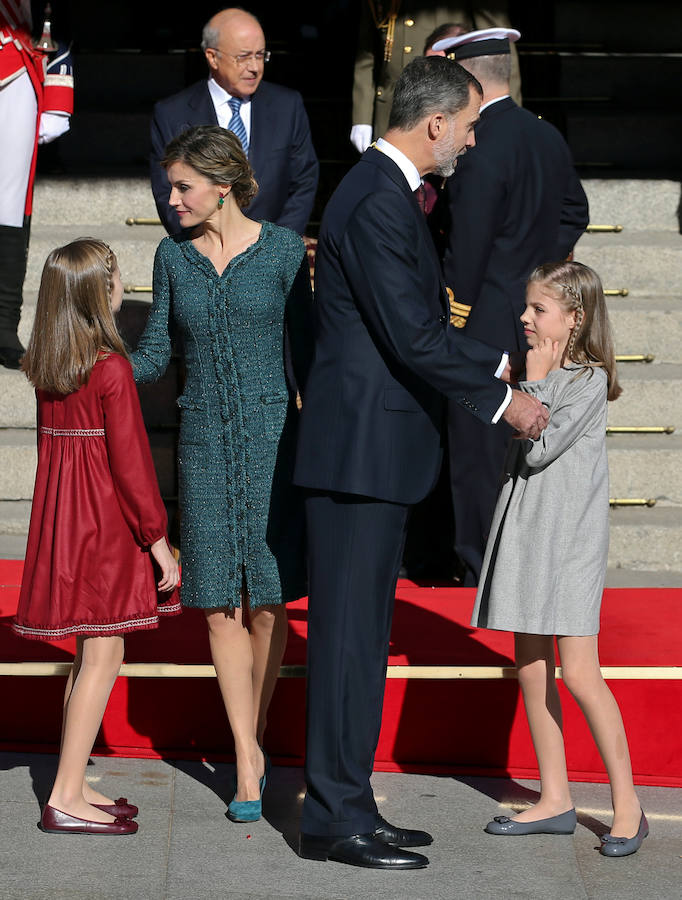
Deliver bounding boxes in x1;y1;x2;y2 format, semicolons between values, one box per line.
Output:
14;353;180;640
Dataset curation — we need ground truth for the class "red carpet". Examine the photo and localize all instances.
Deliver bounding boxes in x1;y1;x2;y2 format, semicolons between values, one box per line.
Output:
1;559;681;786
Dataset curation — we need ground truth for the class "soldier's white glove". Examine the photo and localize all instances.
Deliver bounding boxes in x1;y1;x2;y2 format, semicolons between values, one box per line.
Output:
38;112;70;145
350;124;372;153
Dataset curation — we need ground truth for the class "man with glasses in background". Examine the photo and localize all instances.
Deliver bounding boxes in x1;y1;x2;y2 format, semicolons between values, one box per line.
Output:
150;7;319;235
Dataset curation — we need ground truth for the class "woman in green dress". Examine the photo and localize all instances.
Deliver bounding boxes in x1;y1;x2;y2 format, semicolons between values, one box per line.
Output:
133;126;313;822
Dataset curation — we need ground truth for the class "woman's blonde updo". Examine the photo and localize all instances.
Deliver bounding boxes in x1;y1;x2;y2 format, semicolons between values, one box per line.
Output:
162;125;258;209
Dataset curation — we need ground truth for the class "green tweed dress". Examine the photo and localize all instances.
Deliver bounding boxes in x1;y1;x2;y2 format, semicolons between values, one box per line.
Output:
132;222;313;609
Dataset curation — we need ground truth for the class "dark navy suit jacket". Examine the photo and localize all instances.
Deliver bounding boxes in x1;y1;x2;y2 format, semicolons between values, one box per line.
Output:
150;79;319;235
294;147;509;506
439;98;589;351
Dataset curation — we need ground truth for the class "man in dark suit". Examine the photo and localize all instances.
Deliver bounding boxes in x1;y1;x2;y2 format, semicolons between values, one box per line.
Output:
294;56;548;870
432;28;589;585
150;7;318;235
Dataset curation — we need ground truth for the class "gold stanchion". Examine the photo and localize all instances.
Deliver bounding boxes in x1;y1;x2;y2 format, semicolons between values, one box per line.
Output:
609;498;657;507
586;224;624;233
604;289;629;296
124;285;152;294
615;354;655;363
125;217;162;226
607;426;675;434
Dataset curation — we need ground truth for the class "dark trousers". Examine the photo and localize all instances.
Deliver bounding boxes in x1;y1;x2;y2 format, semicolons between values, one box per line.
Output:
448;405;512;586
301;491;410;837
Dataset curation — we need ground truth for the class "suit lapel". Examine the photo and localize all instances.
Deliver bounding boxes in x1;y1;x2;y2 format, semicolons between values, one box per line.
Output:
248;86;267;167
362;148;451;318
186;82;218;129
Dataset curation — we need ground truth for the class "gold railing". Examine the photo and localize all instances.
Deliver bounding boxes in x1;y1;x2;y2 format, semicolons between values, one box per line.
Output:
609;498;657;507
615;354;654;363
604;288;629;296
607;426;675;435
125;217;162;226
586;224;623;233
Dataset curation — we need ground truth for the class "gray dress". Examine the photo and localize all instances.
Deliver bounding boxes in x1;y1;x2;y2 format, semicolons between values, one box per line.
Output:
471;364;609;636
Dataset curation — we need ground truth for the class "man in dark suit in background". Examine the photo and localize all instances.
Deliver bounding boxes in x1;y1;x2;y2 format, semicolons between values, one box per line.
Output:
150;7;318;235
432;27;589;585
294;56;548;871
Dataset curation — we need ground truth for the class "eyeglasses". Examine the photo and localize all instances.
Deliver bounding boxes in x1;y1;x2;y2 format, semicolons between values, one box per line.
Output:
209;49;271;68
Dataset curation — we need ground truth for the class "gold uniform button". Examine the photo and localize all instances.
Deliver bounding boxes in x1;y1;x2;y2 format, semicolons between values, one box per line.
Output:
376;88;383;96
404;45;412;53
405;18;414;26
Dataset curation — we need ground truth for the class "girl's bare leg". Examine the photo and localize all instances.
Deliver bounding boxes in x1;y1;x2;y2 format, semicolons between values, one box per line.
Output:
47;635;124;822
512;633;574;822
248;602;288;745
56;644;116;806
558;634;641;837
205;605;264;802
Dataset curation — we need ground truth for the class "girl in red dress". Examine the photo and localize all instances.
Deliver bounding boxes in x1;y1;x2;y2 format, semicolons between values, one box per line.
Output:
14;238;180;835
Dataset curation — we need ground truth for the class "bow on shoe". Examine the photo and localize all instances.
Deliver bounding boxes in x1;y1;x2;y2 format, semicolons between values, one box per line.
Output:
600;834;627;844
493;816;512;824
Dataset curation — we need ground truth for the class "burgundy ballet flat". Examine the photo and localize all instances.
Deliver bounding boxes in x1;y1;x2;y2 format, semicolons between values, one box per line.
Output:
40;804;138;835
91;798;138;818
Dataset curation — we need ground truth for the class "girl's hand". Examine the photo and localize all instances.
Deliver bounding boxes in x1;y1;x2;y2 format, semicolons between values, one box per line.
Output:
525;338;559;381
150;537;180;592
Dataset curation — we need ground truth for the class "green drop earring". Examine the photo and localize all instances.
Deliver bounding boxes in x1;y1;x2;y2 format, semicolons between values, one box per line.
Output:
217;194;225;209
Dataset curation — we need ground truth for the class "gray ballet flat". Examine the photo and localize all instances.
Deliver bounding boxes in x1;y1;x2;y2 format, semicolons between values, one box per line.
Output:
599;811;648;857
485;808;577;836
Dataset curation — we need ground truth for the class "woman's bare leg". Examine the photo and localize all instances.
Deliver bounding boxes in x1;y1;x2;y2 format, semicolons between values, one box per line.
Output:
512;633;574;822
248;602;288;745
558;635;641;837
205;605;264;802
47;635;124;821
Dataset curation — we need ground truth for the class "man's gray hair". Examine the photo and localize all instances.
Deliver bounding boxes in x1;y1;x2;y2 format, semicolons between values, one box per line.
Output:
388;56;481;132
200;21;220;52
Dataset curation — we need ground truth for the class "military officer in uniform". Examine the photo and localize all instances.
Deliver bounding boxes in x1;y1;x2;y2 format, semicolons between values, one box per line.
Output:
435;28;589;585
350;2;521;152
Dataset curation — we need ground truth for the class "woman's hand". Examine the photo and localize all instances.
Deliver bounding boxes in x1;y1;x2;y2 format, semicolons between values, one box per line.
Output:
525;338;559;382
150;537;180;592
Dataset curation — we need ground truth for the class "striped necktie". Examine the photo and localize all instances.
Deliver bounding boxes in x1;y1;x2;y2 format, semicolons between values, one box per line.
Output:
227;97;249;154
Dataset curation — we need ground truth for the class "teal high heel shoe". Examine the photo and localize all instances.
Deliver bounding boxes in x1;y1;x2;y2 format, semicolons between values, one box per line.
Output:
226;749;269;823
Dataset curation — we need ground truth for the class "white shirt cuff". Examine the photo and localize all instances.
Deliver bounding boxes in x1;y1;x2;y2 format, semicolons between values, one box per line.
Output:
491;384;512;424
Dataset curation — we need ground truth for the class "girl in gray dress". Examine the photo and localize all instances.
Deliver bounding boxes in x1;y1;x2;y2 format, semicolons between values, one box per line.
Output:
472;262;646;857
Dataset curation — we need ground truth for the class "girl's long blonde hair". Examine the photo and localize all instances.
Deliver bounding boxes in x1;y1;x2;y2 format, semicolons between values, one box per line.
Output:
22;238;129;395
528;260;622;401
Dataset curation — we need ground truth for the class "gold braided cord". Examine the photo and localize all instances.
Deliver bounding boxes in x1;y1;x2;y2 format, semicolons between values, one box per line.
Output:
366;1;402;62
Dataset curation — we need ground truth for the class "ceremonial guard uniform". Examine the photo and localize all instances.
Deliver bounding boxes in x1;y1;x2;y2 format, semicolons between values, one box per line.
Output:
0;0;73;367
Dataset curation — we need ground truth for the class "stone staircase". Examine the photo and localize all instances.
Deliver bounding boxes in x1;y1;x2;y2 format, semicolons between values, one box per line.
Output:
0;176;680;579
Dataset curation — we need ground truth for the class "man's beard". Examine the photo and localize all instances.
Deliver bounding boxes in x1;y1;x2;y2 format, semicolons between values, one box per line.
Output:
432;138;463;178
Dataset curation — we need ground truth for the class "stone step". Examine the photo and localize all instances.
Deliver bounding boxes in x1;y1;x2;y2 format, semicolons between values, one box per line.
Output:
15;285;682;360
24;223;165;293
0;501;31;535
1;361;679;430
607;363;681;426
607;296;682;363
582;179;681;232
608;507;682;572
32;177;158;228
30;176;682;234
574;230;682;295
0;428;176;500
606;435;682;504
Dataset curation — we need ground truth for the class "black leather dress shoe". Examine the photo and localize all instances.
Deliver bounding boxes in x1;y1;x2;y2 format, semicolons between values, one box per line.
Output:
373;814;433;847
0;346;23;369
299;832;429;869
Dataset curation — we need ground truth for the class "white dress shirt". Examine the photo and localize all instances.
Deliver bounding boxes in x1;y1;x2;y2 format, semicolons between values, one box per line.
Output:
207;77;252;144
